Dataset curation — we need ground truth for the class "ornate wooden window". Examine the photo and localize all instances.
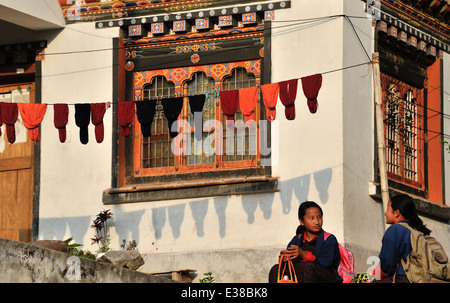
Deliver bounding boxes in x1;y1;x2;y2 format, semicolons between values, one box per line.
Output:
381;73;425;190
132;60;261;178
376;18;445;206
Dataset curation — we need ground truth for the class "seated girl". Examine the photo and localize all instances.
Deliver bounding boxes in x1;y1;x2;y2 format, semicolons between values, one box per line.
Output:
375;194;431;283
268;201;342;283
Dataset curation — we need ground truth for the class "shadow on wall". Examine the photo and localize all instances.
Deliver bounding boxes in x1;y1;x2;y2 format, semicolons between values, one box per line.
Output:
279;167;333;214
39;167;334;245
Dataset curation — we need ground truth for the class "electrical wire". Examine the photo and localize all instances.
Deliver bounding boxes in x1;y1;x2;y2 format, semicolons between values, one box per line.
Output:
2;12;450;137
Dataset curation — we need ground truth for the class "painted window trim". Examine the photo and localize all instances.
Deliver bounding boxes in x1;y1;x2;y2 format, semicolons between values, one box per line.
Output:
132;61;261;177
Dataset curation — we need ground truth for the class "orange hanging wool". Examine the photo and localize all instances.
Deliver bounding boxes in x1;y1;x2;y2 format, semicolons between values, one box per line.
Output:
261;83;279;122
17;103;47;143
238;86;259;124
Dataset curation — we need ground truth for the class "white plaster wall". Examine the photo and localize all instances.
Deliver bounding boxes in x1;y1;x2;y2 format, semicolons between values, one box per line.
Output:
270;0;347;244
341;0;385;268
39;22;118;246
444;52;450;205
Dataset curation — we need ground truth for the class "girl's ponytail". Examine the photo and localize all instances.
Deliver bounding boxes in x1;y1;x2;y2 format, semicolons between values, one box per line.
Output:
391;194;431;236
409;214;431;236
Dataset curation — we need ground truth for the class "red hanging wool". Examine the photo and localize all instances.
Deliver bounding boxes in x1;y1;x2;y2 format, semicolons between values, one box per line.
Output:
118;101;135;137
261;83;279;122
279;79;298;120
0;102;18;144
220;89;239;124
301;74;323;114
17;103;47;143
90;102;106;143
238;86;259;124
53;103;69;143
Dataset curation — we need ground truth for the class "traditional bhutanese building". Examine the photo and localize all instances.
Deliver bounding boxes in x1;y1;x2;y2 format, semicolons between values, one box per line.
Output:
0;0;449;282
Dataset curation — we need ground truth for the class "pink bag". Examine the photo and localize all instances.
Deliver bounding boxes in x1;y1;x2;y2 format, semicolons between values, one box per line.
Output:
324;232;355;283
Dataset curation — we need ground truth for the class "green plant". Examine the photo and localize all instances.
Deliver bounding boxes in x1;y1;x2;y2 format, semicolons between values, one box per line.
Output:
90;209;114;253
64;237;96;260
199;272;215;283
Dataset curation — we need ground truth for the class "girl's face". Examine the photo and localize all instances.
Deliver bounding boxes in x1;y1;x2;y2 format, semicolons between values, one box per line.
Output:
385;201;400;224
300;207;323;234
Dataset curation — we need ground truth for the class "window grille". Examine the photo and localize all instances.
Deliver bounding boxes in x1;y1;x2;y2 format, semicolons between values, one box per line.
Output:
141;76;176;168
184;72;216;165
382;74;424;187
221;67;257;162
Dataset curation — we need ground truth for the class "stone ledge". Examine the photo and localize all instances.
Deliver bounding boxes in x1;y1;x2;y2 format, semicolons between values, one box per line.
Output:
0;237;176;283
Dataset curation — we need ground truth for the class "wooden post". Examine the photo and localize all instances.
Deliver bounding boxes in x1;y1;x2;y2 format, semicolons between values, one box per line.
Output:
372;53;389;230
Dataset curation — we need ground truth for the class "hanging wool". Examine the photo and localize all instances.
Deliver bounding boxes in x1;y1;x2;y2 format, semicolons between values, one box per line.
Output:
17;103;47;143
162;97;184;138
188;94;206;141
118;101;135;137
301;74;323;114
54;103;69;143
75;103;91;145
261;83;279;122
90;102;106;143
279;79;298;120
239;86;259;124
135;100;156;138
220;89;239;128
0;102;18;144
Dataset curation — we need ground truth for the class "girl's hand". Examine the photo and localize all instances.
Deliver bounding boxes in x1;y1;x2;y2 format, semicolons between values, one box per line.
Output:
280;245;304;261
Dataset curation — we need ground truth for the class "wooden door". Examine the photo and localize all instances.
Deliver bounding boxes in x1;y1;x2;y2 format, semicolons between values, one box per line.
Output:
0;82;35;242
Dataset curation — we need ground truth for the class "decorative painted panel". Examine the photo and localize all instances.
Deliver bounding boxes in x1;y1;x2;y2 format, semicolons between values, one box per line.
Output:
173;20;188;32
264;11;274;21
387;26;397;38
242;12;260;25
398;31;408;43
128;24;147;37
195;18;210;30
133;60;261;100
417;40;427;52
218;15;236;28
426;45;436;57
407;36;417;48
151;22;168;34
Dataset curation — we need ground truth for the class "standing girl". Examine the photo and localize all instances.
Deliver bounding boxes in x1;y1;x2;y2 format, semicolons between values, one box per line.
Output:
376;194;431;283
268;201;342;283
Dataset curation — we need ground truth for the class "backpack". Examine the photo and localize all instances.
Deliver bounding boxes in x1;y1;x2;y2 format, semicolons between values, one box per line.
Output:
324;232;355;283
398;223;450;283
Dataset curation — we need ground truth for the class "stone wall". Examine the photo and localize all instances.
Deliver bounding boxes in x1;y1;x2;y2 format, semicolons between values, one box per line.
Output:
0;237;174;283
